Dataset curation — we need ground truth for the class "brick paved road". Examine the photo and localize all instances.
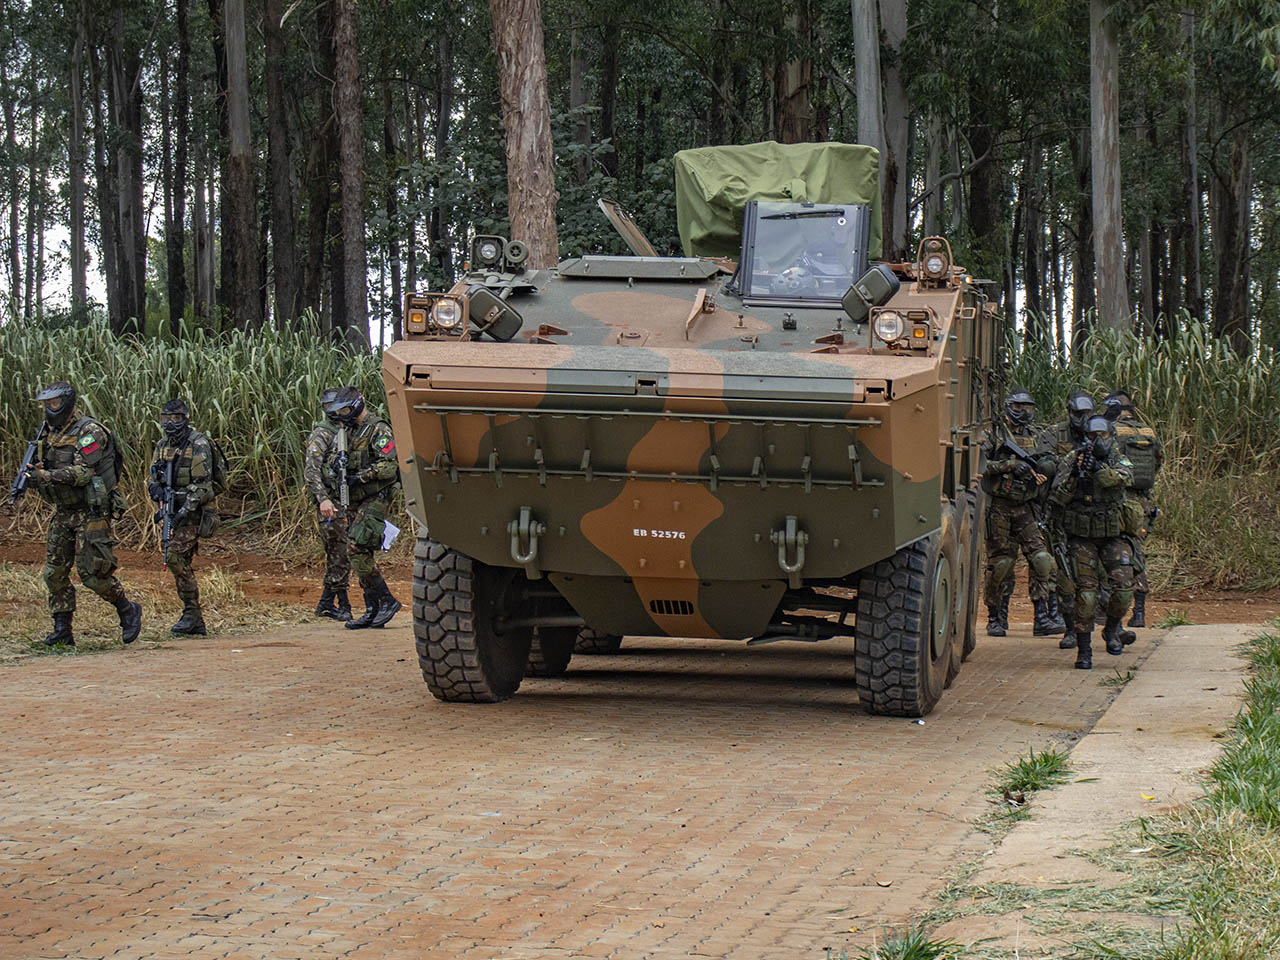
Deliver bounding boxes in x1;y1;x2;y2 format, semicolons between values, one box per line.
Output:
0;621;1132;959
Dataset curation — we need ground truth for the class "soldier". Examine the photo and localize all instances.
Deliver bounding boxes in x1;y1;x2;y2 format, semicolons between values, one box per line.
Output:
24;381;142;647
147;399;218;636
1104;389;1164;628
1037;391;1096;649
1049;414;1138;669
982;387;1061;637
304;387;402;629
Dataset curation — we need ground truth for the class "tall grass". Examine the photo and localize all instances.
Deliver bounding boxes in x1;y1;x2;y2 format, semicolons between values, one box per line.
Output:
0;317;383;547
1007;318;1280;588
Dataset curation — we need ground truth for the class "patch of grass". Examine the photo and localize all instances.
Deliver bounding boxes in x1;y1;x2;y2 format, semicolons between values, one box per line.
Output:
1155;608;1194;629
995;746;1072;794
821;929;960;960
1100;667;1136;687
0;561;312;660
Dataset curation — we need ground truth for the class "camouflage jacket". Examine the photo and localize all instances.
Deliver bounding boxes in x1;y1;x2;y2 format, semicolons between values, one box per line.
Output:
1049;447;1133;538
1113;412;1163;492
1035;418;1086;458
981;420;1056;504
32;414;119;512
304;415;398;507
149;430;216;512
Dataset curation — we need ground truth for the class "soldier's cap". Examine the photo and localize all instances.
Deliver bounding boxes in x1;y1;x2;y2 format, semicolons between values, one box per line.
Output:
36;381;75;405
1006;387;1034;405
1067;393;1095;415
161;398;190;417
321;386;364;415
1084;415;1114;435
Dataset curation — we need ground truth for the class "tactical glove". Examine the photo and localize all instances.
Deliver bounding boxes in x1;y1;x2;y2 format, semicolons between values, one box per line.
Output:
147;482;163;502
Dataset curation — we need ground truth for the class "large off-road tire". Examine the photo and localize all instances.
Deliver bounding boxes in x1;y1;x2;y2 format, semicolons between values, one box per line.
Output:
526;626;577;678
413;535;534;703
946;500;971;687
854;511;958;718
961;488;984;661
574;627;624;655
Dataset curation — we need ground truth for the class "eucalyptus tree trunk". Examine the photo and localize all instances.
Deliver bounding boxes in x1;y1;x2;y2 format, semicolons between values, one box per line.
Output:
264;0;299;325
490;0;560;268
170;0;189;329
1209;112;1252;354
1;54;21;308
380;26;402;342
1180;10;1202;320
1069;129;1094;350
334;0;370;347
923;117;941;236
780;0;812;143
599;20;620;179
69;2;88;313
430;32;454;282
24;62;37;320
569;26;590;182
224;0;262;328
1089;0;1130;330
851;0;884;195
107;7;145;336
89;47;121;328
879;0;909;260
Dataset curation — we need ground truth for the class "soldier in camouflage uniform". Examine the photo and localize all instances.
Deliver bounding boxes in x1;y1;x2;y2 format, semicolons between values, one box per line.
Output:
304;387;402;629
982;387;1061;637
1049;414;1138;669
1037;392;1096;649
25;381;142;647
147;399;218;636
1104;389;1164;628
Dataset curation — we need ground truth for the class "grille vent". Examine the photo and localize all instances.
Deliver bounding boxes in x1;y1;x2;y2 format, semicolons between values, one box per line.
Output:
649;599;694;616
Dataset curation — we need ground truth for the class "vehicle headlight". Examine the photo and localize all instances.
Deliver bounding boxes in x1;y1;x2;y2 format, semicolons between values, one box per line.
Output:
432;298;463;329
925;254;945;276
477;240;501;263
873;310;905;344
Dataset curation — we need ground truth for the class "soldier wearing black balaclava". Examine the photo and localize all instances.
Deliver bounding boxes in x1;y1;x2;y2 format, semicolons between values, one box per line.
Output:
24;381;142;647
148;399;219;636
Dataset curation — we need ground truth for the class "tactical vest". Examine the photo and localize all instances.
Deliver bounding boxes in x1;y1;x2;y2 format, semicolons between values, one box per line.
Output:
40;416;118;510
1059;471;1127;539
155;434;208;496
1114;419;1159;490
986;427;1042;504
320;419;393;503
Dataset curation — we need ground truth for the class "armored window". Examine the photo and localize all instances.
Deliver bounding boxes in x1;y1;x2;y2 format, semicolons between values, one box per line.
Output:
733;200;872;307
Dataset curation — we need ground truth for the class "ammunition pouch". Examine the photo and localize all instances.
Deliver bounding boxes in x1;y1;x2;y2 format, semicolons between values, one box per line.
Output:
1121;498;1145;537
198;507;221;538
349;501;387;551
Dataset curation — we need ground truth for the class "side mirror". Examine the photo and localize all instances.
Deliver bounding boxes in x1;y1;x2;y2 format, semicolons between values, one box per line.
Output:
841;264;901;324
466;285;524;342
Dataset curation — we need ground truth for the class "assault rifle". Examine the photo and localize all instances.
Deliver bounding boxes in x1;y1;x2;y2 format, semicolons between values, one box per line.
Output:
335;426;350;521
159;455;178;565
8;422;48;505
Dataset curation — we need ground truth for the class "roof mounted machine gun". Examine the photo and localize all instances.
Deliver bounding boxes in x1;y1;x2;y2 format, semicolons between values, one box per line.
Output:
8;422;48;506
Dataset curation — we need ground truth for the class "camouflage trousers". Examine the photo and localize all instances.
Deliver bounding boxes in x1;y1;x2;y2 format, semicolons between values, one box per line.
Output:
44;508;126;615
1127;492;1156;594
983;499;1056;605
317;497;388;591
165;521;201;605
1066;535;1135;633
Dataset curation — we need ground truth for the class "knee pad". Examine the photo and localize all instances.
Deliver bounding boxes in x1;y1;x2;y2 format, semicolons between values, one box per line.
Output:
989;555;1016;585
350;554;376;578
1029;550;1056;580
1078;590;1098;615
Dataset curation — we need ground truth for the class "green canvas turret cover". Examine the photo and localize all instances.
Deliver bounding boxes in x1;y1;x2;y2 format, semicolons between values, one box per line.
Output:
674;141;882;260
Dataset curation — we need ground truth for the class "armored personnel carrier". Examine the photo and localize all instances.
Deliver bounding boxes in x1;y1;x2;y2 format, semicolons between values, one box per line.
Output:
382;142;999;716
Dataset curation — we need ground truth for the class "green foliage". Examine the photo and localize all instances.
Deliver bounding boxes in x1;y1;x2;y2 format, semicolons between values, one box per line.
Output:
0;316;382;547
844;929;960;960
1155;608;1194;628
1204;632;1280;826
994;746;1072;794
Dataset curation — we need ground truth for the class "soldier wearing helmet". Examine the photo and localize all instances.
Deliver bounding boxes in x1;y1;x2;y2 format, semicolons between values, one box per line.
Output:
981;387;1061;638
1048;413;1138;669
303;386;402;629
23;381;142;647
147;399;219;636
1104;388;1164;628
1035;391;1097;650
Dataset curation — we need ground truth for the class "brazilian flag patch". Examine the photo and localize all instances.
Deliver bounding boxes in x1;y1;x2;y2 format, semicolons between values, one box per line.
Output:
79;434;100;455
376;435;395;454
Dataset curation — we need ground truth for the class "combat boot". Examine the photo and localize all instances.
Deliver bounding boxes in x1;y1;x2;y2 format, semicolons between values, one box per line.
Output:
1074;633;1093;669
43;612;75;647
1059;629;1077;649
1102;616;1137;655
345;587;381;630
986;604;1006;637
370;587;402;628
171;601;207;636
1129;592;1147;628
315;586;352;622
1032;599;1059;636
1045;595;1067;632
116;596;142;645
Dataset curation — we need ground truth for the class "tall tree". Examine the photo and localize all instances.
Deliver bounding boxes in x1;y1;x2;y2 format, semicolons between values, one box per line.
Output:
1090;0;1130;329
224;0;262;327
263;0;298;324
490;0;560;267
879;0;909;259
852;0;884;204
333;0;370;346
